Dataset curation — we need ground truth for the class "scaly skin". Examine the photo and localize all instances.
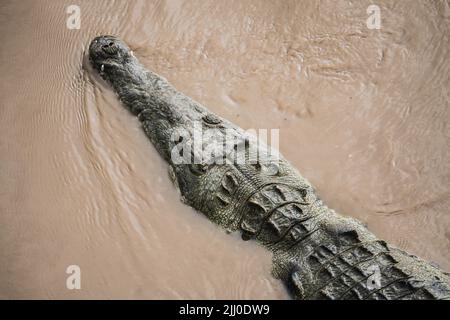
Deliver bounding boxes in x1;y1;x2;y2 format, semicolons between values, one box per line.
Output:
88;35;450;300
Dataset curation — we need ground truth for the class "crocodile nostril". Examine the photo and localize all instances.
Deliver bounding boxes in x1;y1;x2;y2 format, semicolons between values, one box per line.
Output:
101;42;119;55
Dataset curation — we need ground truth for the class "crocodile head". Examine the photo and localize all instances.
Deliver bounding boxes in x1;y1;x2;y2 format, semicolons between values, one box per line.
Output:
88;36;190;161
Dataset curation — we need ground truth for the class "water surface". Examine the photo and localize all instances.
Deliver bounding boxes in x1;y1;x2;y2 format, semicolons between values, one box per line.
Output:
0;0;449;299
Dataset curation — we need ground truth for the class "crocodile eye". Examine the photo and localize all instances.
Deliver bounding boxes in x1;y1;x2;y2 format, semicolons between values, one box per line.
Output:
202;113;222;126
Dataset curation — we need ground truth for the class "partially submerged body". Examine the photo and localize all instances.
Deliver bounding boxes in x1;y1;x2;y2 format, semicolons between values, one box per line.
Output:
89;35;450;299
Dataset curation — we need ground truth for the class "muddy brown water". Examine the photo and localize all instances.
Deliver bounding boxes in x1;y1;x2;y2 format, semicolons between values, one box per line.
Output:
0;0;449;299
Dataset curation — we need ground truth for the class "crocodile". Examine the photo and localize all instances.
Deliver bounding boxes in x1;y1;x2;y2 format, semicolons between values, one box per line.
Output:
88;35;450;300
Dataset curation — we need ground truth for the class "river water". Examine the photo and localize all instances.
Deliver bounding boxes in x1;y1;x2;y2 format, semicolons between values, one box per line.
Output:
1;0;449;299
